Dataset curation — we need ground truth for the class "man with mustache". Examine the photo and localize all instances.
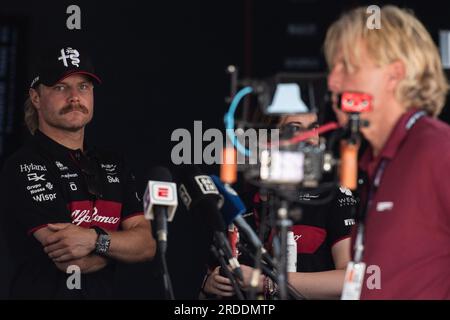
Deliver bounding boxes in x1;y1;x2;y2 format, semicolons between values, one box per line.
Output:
0;46;156;299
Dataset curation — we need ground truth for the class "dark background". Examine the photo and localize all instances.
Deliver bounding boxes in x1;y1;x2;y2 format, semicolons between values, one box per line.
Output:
1;0;450;299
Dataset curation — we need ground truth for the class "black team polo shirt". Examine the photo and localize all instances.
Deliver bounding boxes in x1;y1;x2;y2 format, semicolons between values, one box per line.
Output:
0;130;143;299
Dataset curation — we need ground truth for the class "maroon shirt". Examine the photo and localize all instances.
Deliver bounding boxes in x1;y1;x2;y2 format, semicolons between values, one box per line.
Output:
358;109;450;299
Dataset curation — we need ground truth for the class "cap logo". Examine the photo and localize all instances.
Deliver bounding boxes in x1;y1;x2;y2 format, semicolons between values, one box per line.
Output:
57;47;80;68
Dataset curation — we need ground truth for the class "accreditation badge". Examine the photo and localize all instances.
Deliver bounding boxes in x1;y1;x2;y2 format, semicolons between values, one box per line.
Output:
341;261;366;300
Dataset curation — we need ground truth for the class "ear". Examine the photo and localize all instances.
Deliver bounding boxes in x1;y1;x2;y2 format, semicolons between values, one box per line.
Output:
29;87;41;109
386;60;406;92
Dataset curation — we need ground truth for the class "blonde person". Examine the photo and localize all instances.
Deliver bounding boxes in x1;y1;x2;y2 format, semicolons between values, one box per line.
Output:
325;6;450;299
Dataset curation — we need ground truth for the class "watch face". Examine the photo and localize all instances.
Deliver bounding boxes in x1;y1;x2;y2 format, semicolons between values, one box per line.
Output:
96;234;111;254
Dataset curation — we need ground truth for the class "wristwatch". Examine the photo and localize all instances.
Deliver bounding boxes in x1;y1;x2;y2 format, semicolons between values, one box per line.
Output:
91;226;111;255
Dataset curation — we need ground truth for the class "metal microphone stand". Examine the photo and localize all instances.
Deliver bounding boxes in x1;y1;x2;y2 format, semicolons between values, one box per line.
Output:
275;200;292;300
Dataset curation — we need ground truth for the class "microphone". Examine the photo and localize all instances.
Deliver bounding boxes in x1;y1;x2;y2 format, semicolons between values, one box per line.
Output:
220;147;237;185
210;175;277;269
177;165;243;281
340;112;362;191
339;140;359;191
177;166;225;232
210;175;262;248
143;166;178;254
337;92;370;191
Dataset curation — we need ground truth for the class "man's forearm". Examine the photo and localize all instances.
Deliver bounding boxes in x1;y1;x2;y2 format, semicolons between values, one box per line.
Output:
287;269;346;300
55;254;109;274
106;225;156;263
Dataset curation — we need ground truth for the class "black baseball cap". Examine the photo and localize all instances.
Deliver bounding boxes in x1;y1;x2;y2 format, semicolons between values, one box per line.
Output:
30;45;102;88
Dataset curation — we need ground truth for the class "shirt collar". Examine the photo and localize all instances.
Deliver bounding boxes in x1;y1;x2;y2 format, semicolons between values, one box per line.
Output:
33;130;87;159
359;108;422;177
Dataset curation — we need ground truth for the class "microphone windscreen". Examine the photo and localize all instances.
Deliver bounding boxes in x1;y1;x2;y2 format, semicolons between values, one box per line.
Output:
147;166;173;182
176;165;226;232
210;175;246;225
176;165;223;210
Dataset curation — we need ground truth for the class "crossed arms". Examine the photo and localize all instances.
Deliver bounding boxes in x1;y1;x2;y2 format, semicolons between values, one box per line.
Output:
33;215;156;274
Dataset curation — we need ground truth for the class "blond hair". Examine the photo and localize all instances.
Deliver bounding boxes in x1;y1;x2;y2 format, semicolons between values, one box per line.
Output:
324;5;448;117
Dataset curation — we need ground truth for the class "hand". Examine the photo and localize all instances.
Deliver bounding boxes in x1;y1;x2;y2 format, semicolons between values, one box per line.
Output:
239;264;264;292
43;223;97;263
203;266;235;297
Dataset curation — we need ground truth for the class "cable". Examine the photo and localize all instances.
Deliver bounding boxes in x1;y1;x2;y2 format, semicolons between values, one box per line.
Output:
224;86;254;157
160;251;175;300
265;121;340;148
247;190;268;300
237;243;306;300
210;244;245;300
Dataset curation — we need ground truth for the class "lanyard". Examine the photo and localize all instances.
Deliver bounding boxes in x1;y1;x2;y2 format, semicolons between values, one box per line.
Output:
353;110;426;263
